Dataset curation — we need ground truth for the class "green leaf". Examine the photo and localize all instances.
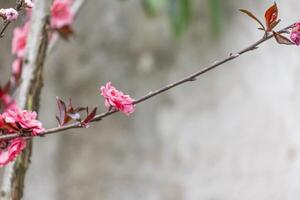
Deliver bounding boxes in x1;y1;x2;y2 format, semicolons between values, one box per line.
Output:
168;0;191;37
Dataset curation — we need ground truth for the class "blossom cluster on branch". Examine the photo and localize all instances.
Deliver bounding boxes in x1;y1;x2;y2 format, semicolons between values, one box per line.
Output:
0;107;44;166
0;1;299;169
0;0;77;166
0;0;33;22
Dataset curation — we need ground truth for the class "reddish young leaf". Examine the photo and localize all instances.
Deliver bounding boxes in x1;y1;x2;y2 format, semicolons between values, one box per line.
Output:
66;98;87;121
273;31;294;45
67;97;74;112
56;25;74;40
269;19;281;31
239;9;265;30
56;97;67;126
265;2;279;31
56;97;90;126
82;107;97;127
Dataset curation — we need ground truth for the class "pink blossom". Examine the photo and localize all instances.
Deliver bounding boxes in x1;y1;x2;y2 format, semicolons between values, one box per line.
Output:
0;89;17;111
100;82;135;115
0;94;17;112
12;58;23;82
50;0;74;29
23;0;34;9
1;107;45;135
0;8;18;21
0;138;26;167
290;22;300;46
12;22;30;57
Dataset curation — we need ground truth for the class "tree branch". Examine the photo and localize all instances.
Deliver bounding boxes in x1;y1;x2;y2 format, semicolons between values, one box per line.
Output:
0;1;51;199
0;23;295;142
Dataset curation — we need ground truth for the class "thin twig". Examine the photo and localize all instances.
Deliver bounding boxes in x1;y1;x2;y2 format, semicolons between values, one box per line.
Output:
0;23;295;141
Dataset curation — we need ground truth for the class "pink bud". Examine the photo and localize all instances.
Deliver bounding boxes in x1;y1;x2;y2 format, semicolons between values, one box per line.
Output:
0;8;18;21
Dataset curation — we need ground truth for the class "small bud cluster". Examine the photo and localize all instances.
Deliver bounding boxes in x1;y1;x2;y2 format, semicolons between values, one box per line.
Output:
0;8;18;21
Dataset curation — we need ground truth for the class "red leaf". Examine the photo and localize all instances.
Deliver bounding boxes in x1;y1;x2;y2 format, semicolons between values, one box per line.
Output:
56;26;74;40
82;107;97;127
273;31;294;45
67;97;74;112
56;97;67;126
265;2;279;31
269;19;281;31
239;9;265;30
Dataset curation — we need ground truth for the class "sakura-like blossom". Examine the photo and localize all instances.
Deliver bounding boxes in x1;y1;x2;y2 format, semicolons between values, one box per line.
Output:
12;22;30;58
1;107;45;135
290;22;300;46
0;8;18;21
50;0;74;29
100;82;135;115
0;138;26;167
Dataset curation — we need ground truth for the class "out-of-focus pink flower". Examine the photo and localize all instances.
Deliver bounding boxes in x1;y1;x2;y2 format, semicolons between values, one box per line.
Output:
0;8;18;21
1;107;45;135
290;22;300;46
50;0;74;29
12;22;30;57
0;138;26;167
12;58;23;82
100;82;135;115
23;0;34;9
0;89;17;111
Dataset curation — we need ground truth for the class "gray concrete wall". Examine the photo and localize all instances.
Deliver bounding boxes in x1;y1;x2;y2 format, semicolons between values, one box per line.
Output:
1;0;300;199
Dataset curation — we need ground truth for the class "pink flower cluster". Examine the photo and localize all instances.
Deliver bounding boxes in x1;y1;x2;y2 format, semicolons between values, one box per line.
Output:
100;82;135;115
0;8;18;22
0;107;45;136
0;138;26;167
51;0;74;29
10;0;74;87
0;107;44;166
290;22;300;46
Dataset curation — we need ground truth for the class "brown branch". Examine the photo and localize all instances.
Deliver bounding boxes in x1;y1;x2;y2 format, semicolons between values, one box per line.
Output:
0;1;51;199
0;23;296;142
0;1;86;199
0;0;23;38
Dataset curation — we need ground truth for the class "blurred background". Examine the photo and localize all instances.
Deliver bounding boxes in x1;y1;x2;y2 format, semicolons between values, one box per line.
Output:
1;0;300;199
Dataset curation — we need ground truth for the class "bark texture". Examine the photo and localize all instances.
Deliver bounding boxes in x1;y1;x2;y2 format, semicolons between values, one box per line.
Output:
0;1;51;199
